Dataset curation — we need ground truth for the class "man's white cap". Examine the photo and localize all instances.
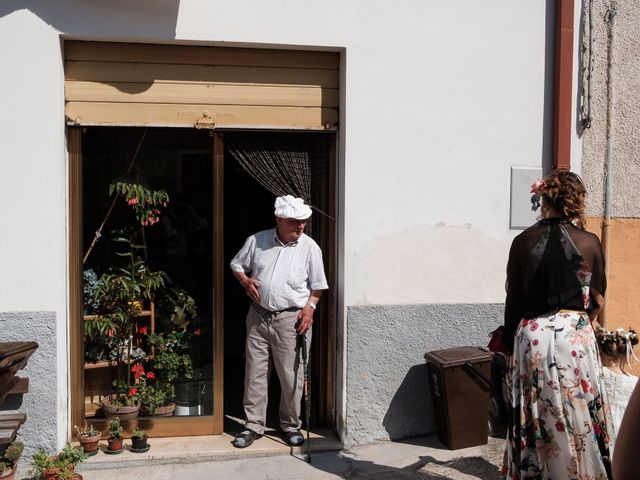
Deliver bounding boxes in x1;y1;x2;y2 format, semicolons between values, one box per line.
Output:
274;195;312;220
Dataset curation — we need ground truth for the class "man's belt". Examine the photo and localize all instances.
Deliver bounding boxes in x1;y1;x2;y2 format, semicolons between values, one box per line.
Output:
251;303;300;316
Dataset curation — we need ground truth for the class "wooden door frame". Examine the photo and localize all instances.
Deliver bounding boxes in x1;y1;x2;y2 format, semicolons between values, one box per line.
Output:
212;132;225;433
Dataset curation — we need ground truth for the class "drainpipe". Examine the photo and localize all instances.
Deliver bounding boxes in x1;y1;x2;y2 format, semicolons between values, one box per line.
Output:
553;0;575;171
600;4;617;327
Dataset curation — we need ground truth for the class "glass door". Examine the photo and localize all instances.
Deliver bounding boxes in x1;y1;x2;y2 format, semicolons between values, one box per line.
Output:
71;127;223;436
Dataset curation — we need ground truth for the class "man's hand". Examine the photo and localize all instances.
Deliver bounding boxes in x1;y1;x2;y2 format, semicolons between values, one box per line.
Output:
242;277;261;304
296;305;314;334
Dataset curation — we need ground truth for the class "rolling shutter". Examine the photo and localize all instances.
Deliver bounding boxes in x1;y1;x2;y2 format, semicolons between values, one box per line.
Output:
64;41;339;130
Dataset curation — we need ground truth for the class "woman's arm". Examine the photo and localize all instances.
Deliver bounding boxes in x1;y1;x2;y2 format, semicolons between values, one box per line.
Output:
503;238;523;354
613;381;640;479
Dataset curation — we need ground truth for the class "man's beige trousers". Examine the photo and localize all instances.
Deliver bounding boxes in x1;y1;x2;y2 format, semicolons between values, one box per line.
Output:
243;304;311;435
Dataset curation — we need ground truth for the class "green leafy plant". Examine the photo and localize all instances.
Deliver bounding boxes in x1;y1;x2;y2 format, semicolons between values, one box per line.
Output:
91;235;166;407
28;445;87;480
110;181;169;226
0;441;23;474
152;350;194;383
82;269;102;314
163;288;198;330
140;382;176;414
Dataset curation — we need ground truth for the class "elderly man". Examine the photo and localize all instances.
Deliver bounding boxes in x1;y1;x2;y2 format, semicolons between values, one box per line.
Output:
230;195;329;448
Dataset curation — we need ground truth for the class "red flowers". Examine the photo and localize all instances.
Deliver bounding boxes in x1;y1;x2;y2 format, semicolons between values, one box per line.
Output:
138;326;148;335
530;179;547;195
127;197;139;206
194;328;202;336
580;379;591;393
146;371;155;380
128;387;138;396
132;363;145;379
594;423;602;436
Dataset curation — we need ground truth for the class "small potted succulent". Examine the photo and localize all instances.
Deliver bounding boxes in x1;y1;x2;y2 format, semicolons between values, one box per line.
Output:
74;422;101;455
29;445;87;480
106;417;124;453
130;428;149;452
0;441;23;480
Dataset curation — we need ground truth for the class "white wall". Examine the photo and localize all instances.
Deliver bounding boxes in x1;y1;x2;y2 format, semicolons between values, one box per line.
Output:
174;1;553;306
0;0;585;445
0;1;556;309
0;9;68;448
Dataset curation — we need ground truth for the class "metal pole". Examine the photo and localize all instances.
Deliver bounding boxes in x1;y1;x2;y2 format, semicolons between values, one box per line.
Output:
601;3;617;327
300;333;311;463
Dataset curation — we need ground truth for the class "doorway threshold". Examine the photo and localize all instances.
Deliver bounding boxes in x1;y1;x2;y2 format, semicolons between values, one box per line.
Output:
80;428;341;470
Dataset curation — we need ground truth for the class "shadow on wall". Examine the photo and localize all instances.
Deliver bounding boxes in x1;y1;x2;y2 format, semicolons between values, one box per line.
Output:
0;0;180;39
382;364;436;440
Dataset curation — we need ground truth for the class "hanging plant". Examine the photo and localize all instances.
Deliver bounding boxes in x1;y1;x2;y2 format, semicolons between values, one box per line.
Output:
110;181;169;226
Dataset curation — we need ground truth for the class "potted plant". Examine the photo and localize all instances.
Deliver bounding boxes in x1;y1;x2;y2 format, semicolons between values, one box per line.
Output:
0;441;23;480
74;422;101;456
29;445;87;480
147;330;197;416
94;242;166;419
106;417;124;454
140;382;176;416
130;428;149;452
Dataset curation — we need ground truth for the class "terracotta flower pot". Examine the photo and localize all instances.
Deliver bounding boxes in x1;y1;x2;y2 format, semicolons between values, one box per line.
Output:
43;464;75;480
142;402;175;417
0;465;17;480
107;438;123;452
102;400;140;419
78;432;101;454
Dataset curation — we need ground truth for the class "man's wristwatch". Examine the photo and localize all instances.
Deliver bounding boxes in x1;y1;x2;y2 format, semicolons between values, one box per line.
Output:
308;301;317;310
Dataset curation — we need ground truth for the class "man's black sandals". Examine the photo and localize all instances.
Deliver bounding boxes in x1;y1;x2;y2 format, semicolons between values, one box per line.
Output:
232;430;262;448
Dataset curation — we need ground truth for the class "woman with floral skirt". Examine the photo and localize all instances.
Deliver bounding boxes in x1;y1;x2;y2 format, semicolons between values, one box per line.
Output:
501;170;612;480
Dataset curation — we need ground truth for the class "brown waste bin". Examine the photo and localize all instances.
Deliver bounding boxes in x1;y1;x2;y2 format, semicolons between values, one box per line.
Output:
424;346;492;449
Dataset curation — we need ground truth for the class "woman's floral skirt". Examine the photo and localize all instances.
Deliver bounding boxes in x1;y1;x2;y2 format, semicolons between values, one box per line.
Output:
502;310;613;480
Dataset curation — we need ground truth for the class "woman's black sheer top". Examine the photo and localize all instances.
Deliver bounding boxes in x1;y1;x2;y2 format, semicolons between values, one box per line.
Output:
503;218;606;352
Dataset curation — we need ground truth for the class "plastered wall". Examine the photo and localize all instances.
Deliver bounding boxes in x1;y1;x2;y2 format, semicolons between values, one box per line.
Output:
581;1;640;374
0;0;576;446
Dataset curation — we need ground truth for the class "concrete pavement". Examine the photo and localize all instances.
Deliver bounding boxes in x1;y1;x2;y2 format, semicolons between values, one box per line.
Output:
76;434;504;480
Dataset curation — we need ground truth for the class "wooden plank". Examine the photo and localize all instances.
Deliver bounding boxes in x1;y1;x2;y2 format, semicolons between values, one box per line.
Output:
0;419;24;430
0;413;26;424
66;81;339;108
84;415;215;438
68;127;85;437
65;61;339;88
65;41;339;70
212;133;224;435
7;377;28;395
0;429;16;445
65;102;338;129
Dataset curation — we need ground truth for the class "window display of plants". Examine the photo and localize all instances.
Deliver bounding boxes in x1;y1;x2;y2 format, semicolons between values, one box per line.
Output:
82;171;202;419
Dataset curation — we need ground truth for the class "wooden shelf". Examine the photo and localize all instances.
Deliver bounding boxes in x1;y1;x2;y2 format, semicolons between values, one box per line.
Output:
84;310;152;321
84;360;117;370
83;302;155;421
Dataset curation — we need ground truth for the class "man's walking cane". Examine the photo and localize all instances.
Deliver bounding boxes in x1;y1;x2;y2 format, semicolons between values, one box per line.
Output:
300;332;311;463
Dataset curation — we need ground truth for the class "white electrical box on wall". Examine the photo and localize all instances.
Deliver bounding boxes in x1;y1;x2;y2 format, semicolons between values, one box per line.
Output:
510;166;543;229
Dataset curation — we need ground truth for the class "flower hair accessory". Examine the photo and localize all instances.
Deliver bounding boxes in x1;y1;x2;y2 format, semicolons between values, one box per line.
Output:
595;326;640;368
530;179;546;212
